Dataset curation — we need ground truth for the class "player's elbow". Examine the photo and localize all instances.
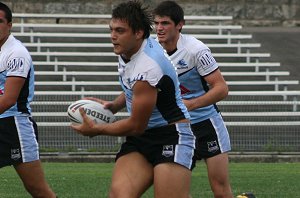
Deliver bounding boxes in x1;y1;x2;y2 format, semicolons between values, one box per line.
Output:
220;84;229;100
1;100;16;112
131;124;147;136
128;119;148;136
223;84;229;97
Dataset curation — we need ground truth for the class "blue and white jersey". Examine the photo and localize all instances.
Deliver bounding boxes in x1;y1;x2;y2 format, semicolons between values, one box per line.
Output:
0;35;34;118
118;37;190;129
170;34;219;124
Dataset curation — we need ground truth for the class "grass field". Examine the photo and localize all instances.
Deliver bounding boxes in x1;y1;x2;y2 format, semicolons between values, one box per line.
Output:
1;162;300;198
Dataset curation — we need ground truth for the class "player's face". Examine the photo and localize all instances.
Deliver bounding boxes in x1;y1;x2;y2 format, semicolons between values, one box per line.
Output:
154;15;181;45
0;10;11;47
109;18;142;60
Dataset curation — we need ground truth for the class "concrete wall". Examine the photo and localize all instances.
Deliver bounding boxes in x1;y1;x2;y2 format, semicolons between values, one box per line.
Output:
3;0;300;26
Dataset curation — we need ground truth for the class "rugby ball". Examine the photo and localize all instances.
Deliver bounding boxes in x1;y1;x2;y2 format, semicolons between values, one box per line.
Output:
67;99;115;124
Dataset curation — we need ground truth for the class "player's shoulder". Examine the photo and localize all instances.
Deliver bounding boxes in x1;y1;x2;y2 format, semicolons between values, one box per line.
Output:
146;37;167;58
4;35;30;57
179;34;209;53
5;35;23;48
141;38;169;67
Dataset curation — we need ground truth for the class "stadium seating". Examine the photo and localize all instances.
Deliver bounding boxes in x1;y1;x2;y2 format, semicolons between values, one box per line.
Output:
11;13;300;152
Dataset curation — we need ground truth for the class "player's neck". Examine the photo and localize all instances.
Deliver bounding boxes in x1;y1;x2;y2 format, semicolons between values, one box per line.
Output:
167;48;177;56
0;34;10;49
121;38;144;61
162;33;179;54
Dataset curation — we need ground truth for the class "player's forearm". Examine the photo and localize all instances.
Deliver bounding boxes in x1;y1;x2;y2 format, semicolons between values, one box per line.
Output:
95;117;145;136
111;92;126;113
185;84;228;111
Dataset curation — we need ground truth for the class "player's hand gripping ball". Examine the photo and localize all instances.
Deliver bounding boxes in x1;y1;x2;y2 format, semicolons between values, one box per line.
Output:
67;99;115;124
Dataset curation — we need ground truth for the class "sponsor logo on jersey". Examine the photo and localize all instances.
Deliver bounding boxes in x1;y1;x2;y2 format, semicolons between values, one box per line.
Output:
11;148;21;160
126;73;144;87
148;39;153;48
207;140;219;153
176;59;188;69
162;145;174;157
7;57;25;72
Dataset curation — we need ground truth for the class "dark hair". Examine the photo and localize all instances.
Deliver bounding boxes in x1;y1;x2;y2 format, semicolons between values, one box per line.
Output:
112;0;153;39
0;2;12;23
153;1;184;26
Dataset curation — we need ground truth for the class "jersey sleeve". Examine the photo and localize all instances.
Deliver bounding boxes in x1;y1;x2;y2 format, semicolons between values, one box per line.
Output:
195;49;218;76
6;48;32;78
143;65;162;87
131;56;163;88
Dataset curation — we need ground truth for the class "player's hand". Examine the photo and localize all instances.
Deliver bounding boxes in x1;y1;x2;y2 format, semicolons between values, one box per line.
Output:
70;107;98;137
182;99;193;111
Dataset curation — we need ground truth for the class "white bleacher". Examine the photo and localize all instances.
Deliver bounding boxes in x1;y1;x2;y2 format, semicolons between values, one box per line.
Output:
13;23;243;35
11;13;300;152
32;60;281;73
34;79;299;91
33;90;300;102
219;100;300;112
34;90;300;96
35;121;300;127
218;62;281;71
23;41;261;54
31;100;300;111
14;13;233;20
29;51;270;57
33;111;300;118
13;32;253;44
31;98;300;127
13;13;234;23
13;14;237;35
13;23;241;30
229;90;300;101
35;70;290;80
28;51;270;63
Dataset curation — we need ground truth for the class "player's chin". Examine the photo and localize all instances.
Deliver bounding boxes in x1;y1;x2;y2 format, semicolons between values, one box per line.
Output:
113;47;123;55
157;35;166;42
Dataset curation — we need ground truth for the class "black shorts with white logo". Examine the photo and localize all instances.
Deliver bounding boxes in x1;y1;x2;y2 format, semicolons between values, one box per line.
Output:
0;116;39;168
116;123;196;170
192;113;231;160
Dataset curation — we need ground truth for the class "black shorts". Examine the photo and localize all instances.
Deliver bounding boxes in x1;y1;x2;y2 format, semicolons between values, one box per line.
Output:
192;113;231;160
116;123;196;170
0;116;39;168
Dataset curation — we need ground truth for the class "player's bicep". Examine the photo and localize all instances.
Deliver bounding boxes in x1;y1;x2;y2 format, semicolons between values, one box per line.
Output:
5;77;25;100
0;77;26;113
130;81;157;131
204;69;227;87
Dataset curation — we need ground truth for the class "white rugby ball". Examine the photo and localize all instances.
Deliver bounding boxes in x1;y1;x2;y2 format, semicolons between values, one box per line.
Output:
67;99;115;124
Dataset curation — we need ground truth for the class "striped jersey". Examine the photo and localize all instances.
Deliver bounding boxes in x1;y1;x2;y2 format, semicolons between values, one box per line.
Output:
169;34;219;123
0;35;34;118
118;37;190;129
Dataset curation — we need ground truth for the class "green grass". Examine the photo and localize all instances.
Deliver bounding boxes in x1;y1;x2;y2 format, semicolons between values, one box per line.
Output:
1;162;300;198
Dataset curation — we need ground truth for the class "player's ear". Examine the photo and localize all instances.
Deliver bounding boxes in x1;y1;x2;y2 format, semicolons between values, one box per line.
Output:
176;20;184;31
135;29;144;40
8;21;12;30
